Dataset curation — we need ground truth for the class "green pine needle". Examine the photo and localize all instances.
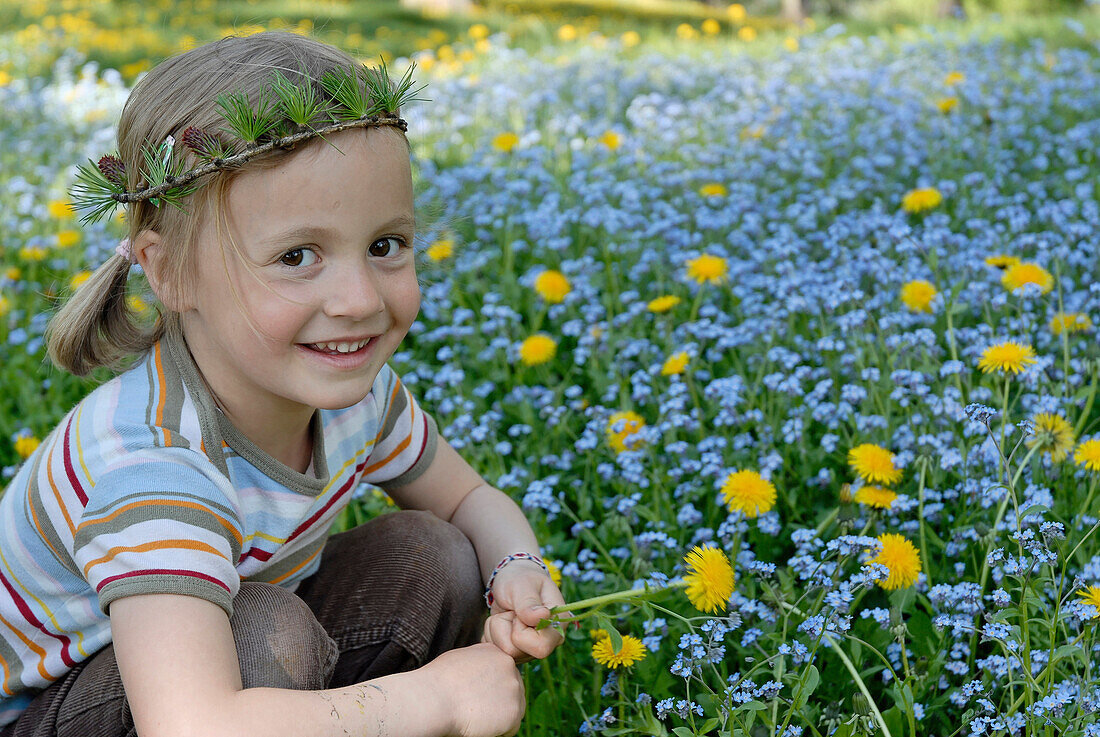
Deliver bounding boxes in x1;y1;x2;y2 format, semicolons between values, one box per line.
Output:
216;88;281;143
69;159;122;226
319;65;381;121
270;68;327;128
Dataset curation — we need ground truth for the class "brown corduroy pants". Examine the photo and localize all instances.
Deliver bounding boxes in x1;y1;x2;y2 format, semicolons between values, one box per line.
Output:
0;509;486;737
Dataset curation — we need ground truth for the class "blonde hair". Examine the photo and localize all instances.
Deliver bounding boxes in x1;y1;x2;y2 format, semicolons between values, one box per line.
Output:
46;30;415;376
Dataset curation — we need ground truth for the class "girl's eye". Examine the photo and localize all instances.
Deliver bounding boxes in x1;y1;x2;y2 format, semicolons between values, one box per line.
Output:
279;248;318;268
368;237;405;258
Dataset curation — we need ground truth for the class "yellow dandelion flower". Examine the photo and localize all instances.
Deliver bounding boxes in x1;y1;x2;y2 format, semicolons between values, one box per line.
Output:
5;267;22;280
606;411;645;453
854;485;898;510
492;132;520;153
1050;312;1092;336
647;295;682;313
69;270;92;292
534;269;571;303
901;187;943;214
984;254;1020;269
661;352;689;376
783;36;799;52
868;533;921;590
591;634;647;669
1075;439;1100;472
676;23;698;40
702;18;721;35
720;469;777;518
47;200;75;219
557;24;578;42
1002;262;1053;294
127;295;149;313
14;435;40;460
544;560;562;587
900;280;937;313
598;130;622;150
839;483;854;503
621;30;641;47
848;444;903;485
19;246;47;261
518;334;557;366
1026;413;1075;463
468;23;490;40
977;341;1037;375
944;71;965;86
698;182;728;198
1078;586;1100;618
426;239;454;262
683;545;735;613
740;125;765;140
738;26;757;42
57;230;80;248
936;96;959;113
686;253;729;285
727;3;747;21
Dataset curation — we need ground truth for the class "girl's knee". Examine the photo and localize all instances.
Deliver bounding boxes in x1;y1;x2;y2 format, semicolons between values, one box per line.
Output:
379;510;482;606
231;582;338;690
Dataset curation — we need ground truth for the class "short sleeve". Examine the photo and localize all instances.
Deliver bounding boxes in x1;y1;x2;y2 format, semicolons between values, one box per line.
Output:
73;447;244;618
360;364;439;490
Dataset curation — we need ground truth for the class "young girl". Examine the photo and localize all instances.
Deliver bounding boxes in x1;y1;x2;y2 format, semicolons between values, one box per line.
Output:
0;30;566;737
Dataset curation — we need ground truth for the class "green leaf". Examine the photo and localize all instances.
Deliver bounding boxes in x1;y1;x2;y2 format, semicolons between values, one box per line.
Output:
734;700;767;712
672;728;696;737
699;718;720;734
792;664;820;709
1019;504;1050;519
882;706;905;737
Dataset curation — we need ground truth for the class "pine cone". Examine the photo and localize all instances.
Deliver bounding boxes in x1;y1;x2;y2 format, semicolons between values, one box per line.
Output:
97;155;127;187
181;126;231;159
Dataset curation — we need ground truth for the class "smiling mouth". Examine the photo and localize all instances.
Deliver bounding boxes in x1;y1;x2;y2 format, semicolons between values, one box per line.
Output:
303;337;373;355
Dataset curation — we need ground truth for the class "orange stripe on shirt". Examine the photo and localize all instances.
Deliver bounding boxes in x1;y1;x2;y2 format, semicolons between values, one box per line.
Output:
371;380;404;445
269;545;324;585
44;441;77;537
0;648;10;695
81;539;227;577
360;431;413;476
0;610;54;682
76;500;242;547
152;342;172;447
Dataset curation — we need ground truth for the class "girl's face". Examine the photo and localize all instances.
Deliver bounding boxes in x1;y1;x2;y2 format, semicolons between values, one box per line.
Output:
181;127;420;424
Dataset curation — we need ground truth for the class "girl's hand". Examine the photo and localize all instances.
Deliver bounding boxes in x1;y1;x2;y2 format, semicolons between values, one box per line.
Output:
481;560;568;663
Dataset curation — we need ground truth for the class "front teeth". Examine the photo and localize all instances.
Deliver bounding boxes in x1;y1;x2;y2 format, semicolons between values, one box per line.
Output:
314;338;371;354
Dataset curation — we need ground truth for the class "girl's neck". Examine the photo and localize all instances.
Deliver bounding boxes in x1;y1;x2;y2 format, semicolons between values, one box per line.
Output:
174;320;315;474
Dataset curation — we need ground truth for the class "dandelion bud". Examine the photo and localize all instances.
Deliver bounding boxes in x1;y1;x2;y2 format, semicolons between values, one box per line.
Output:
181;126;232;160
852;694;872;716
97;155;127;187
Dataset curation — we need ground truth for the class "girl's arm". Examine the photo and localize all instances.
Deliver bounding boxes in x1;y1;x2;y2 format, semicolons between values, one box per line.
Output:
109;592;524;737
385;440;567;662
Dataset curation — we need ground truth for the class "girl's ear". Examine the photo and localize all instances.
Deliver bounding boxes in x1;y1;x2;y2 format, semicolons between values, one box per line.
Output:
132;229;193;312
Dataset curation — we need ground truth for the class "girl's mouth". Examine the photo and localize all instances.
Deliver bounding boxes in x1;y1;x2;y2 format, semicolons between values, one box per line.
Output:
302;337;372;355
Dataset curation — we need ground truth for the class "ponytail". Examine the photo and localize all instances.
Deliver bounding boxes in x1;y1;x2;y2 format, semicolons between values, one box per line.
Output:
45;250;160;377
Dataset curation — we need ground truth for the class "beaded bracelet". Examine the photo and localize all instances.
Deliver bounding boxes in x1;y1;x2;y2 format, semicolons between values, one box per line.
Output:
484;551;549;607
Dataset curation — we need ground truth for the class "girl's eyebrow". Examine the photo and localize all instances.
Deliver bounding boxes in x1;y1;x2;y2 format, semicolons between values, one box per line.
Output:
263;215;416;247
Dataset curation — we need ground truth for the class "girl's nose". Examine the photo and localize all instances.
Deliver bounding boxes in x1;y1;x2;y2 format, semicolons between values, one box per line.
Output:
323;262;385;319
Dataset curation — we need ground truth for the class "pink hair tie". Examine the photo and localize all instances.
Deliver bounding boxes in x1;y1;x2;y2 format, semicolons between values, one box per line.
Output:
115;237;132;262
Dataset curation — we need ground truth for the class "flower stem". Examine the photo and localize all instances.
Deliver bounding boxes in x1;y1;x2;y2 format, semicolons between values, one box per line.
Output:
548;581;688;618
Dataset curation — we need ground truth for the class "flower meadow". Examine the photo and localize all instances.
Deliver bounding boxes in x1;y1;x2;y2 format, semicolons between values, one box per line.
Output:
4;19;1100;737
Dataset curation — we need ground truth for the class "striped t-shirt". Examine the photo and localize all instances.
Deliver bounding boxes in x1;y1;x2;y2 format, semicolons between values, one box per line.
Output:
0;320;438;726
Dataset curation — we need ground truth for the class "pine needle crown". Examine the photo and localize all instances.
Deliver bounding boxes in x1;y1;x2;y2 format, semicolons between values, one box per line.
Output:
69;56;427;226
